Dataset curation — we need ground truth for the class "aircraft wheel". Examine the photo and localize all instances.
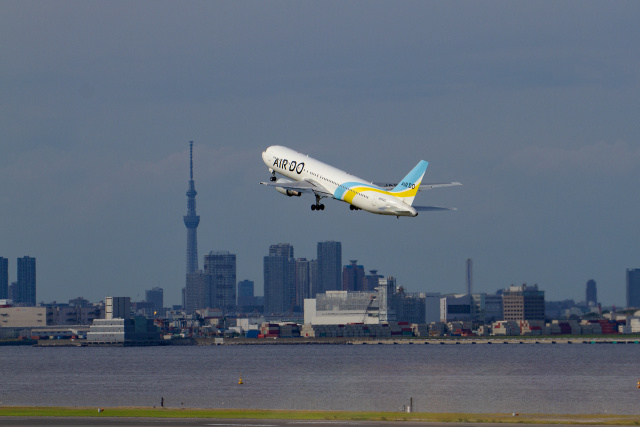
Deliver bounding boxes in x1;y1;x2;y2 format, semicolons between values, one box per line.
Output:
270;176;276;182
320;204;325;210
311;205;316;211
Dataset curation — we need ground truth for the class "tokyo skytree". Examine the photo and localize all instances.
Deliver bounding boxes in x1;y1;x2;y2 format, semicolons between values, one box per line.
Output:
184;141;200;274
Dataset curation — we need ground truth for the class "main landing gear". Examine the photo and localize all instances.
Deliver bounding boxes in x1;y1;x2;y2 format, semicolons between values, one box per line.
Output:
269;169;276;182
311;194;325;211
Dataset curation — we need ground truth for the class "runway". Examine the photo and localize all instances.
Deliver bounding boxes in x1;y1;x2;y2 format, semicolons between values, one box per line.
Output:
0;417;621;427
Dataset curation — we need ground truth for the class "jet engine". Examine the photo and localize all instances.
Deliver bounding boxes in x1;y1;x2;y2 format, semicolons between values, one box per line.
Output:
274;178;302;197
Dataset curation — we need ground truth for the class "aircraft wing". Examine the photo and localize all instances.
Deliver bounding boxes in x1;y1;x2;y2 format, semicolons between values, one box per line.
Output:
260;179;333;197
413;206;458;211
373;182;462;191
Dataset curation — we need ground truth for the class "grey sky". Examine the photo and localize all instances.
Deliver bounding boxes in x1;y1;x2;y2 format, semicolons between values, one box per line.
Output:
1;1;638;307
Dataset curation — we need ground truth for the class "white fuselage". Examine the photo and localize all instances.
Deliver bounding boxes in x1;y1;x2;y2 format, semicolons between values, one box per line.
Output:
262;145;418;216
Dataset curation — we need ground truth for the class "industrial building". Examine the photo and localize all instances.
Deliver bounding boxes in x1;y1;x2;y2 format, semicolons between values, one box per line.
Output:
305;290;379;325
0;306;46;327
304;277;426;325
502;284;545;321
86;317;160;344
472;293;504;323
105;296;131;319
440;294;473;322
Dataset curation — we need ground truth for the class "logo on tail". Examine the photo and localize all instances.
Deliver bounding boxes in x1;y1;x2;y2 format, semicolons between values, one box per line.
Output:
391;160;428;206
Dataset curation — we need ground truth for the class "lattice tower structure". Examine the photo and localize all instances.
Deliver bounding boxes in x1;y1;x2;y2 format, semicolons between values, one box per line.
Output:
184;141;200;274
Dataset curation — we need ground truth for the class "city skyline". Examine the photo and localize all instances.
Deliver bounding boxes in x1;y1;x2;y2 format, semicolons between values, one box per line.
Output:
2;3;639;307
0;248;629;312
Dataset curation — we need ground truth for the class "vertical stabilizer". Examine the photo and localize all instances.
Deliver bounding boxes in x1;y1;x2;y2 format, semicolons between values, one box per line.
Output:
391;160;428;206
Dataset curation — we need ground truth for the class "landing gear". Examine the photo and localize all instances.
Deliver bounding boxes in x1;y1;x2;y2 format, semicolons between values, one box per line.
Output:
349;205;360;211
311;194;325;211
269;169;276;182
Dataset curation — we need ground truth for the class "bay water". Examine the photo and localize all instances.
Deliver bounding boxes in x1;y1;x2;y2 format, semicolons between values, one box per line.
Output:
1;343;638;414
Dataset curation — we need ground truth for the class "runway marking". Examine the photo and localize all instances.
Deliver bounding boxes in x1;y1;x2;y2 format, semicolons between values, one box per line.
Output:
289;423;362;425
205;424;278;427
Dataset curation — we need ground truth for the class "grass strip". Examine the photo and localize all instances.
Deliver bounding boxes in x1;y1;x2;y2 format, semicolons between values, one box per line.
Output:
0;406;639;425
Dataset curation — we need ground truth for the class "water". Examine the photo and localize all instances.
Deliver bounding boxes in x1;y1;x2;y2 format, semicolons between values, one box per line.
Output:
1;344;638;414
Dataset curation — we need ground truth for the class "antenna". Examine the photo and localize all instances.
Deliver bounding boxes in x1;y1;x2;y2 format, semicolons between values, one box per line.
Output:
189;141;194;181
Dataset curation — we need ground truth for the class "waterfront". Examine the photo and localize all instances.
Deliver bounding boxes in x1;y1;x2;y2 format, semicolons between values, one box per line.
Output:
1;345;638;414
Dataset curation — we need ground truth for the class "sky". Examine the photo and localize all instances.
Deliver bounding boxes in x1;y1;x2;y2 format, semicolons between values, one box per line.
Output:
1;1;639;308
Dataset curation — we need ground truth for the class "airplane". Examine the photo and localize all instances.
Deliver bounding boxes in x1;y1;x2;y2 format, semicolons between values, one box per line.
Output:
260;145;461;218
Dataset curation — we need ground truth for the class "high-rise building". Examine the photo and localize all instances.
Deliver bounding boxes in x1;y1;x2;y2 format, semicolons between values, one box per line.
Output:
263;244;296;314
342;260;365;291
145;287;164;311
105;296;131;319
309;259;318;297
185;271;209;314
295;258;312;309
204;251;237;311
0;257;8;300
362;270;383;292
8;282;18;302
317;241;341;294
17;256;36;306
502;284;545;321
237;280;254;307
471;293;503;323
184;141;200;275
586;279;597;307
626;269;640;308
